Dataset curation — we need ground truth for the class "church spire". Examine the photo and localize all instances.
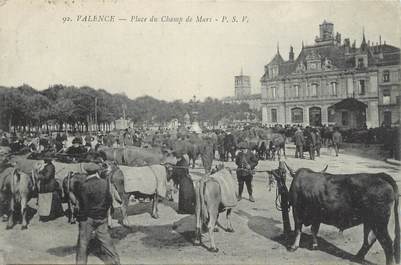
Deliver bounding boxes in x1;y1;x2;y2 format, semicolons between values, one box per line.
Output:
240;66;243;76
360;26;368;51
277;41;280;54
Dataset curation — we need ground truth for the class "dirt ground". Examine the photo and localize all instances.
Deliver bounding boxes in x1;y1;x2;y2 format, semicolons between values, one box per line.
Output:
1;145;400;265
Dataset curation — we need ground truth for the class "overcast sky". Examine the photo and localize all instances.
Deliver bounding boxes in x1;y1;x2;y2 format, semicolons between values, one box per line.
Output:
0;0;400;101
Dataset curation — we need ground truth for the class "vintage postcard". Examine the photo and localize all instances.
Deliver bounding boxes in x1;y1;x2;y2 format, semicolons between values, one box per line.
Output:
0;0;400;264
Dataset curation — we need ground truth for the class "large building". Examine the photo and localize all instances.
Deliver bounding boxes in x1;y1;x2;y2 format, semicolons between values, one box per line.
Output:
222;69;262;110
260;20;400;128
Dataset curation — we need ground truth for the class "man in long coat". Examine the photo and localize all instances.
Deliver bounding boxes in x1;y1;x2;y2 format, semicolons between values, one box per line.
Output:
172;153;195;214
294;127;304;159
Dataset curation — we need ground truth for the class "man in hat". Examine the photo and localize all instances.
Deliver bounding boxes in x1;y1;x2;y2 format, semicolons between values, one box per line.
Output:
235;142;258;202
76;163;120;265
332;127;342;157
36;158;64;221
294;127;304;159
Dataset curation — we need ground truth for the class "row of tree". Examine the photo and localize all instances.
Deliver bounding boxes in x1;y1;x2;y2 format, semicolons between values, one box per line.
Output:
0;84;260;132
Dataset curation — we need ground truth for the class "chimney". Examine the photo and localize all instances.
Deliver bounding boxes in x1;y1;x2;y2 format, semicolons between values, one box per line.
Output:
289;46;294;62
344;38;350;53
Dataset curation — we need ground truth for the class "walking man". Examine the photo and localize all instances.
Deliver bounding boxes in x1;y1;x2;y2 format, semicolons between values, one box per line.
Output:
76;163;120;265
332;127;342;157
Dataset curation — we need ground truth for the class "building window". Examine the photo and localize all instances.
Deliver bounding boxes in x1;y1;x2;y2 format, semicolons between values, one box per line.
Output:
384;111;392;127
294;85;300;97
271;86;277;99
383;89;391;105
357;58;364;68
311;83;318;97
271;109;277;123
330;82;337;96
359;80;366;95
291;107;303;123
383;70;390;82
327;107;335;122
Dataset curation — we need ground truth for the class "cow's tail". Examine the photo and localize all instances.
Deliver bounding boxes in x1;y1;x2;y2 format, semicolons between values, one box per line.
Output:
380;173;400;264
199;178;208;226
394;188;400;264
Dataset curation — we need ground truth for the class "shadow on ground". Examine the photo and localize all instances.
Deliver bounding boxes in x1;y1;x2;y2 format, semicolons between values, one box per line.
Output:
235;209;377;265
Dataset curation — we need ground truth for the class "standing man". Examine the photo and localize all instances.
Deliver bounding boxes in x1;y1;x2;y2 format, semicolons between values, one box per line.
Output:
235;143;258;202
172;152;195;214
294;127;304;159
332;127;343;157
315;128;322;157
76;163;120;265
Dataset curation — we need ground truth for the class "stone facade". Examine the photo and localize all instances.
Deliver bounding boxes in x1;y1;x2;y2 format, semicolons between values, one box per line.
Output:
260;20;400;128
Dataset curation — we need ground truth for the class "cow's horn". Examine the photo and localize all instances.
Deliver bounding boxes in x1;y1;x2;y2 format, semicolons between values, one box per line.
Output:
321;165;328;173
284;162;295;178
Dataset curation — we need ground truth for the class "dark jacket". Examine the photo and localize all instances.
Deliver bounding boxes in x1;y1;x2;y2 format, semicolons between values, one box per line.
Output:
332;131;343;144
236;150;258;169
294;130;304;146
38;162;58;193
77;174;112;221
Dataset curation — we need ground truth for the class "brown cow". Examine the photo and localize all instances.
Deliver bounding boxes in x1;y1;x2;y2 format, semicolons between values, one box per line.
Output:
193;167;237;252
2;168;35;229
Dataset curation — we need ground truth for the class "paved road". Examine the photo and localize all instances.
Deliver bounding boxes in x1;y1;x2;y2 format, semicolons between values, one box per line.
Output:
0;146;399;265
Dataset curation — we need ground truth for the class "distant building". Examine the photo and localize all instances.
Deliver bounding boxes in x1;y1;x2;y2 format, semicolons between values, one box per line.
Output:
114;117;133;130
260;20;400;128
222;69;262;110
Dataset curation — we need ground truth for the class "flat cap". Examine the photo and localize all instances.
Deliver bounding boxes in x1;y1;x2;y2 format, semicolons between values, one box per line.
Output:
82;162;102;174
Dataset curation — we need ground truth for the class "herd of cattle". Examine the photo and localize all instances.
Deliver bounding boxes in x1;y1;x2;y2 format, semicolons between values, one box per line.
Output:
0;127;400;265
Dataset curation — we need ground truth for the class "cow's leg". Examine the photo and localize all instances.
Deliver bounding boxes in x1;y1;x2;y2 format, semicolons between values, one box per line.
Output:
373;225;394;265
311;223;320;250
120;193;131;227
226;208;234;232
67;198;72;223
355;224;376;261
289;209;302;251
69;191;78;224
6;196;15;229
21;195;28;230
151;193;159;219
194;184;202;246
207;204;219;252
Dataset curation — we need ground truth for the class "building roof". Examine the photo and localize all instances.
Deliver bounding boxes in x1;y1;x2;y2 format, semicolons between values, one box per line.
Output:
331;98;368;111
268;53;284;65
261;23;400;81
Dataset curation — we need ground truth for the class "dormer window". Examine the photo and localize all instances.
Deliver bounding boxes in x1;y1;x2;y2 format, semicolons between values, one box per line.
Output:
358;58;364;68
356;55;367;69
383;70;390;82
268;65;279;78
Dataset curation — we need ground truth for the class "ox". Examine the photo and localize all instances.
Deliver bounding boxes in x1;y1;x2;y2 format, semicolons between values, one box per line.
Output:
1;168;35;229
193;167;237;252
284;163;400;265
63;162;174;226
